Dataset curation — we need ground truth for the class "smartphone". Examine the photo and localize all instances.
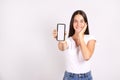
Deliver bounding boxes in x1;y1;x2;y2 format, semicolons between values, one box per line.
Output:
57;23;66;41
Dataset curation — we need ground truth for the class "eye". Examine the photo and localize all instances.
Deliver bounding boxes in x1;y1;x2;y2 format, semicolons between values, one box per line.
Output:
80;20;84;23
73;19;78;23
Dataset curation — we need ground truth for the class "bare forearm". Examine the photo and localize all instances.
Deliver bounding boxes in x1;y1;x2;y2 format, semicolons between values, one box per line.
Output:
58;41;68;51
79;38;91;60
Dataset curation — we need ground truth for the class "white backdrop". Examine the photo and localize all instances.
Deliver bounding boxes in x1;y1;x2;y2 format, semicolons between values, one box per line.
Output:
0;0;120;80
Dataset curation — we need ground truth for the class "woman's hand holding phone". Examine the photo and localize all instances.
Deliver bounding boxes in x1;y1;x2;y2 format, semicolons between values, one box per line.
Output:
52;23;66;41
52;23;68;51
52;29;57;38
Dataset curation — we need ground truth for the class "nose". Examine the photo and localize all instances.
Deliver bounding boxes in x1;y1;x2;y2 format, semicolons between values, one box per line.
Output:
77;22;82;27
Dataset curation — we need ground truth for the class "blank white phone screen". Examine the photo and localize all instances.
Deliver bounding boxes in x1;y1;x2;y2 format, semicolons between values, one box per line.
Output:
57;24;65;41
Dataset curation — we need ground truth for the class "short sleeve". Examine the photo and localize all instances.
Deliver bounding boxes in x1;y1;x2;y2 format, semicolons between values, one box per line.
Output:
88;35;96;41
84;35;96;43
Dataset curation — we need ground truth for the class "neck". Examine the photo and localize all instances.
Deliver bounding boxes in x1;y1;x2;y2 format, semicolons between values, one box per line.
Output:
72;33;79;41
72;32;84;40
72;34;80;47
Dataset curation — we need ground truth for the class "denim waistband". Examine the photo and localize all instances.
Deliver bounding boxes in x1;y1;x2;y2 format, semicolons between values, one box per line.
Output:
64;71;91;78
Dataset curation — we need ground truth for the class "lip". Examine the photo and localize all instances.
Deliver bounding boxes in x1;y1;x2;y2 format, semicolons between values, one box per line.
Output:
75;27;82;31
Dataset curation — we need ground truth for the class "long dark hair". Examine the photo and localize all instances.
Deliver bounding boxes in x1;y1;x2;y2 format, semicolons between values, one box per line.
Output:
68;10;89;37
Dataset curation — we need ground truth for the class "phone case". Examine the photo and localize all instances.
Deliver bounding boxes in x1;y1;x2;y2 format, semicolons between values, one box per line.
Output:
57;23;66;41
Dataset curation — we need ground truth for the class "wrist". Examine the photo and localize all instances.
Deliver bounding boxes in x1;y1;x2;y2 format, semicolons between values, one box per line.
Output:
79;34;84;39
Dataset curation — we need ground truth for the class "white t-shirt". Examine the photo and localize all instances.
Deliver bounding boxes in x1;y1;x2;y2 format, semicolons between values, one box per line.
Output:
63;35;96;74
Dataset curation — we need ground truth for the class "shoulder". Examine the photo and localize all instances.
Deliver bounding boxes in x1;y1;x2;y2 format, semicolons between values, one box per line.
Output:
84;35;96;42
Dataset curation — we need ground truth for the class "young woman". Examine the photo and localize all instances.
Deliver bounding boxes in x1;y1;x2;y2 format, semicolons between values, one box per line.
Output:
53;10;96;80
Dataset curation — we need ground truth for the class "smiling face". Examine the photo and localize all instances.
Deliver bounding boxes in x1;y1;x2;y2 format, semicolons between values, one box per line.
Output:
73;14;86;33
68;10;89;37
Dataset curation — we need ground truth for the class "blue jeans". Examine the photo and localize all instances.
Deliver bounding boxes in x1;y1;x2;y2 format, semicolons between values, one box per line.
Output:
63;71;93;80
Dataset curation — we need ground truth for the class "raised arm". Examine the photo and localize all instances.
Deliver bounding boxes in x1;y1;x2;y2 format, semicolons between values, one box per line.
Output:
79;38;96;61
78;24;96;61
